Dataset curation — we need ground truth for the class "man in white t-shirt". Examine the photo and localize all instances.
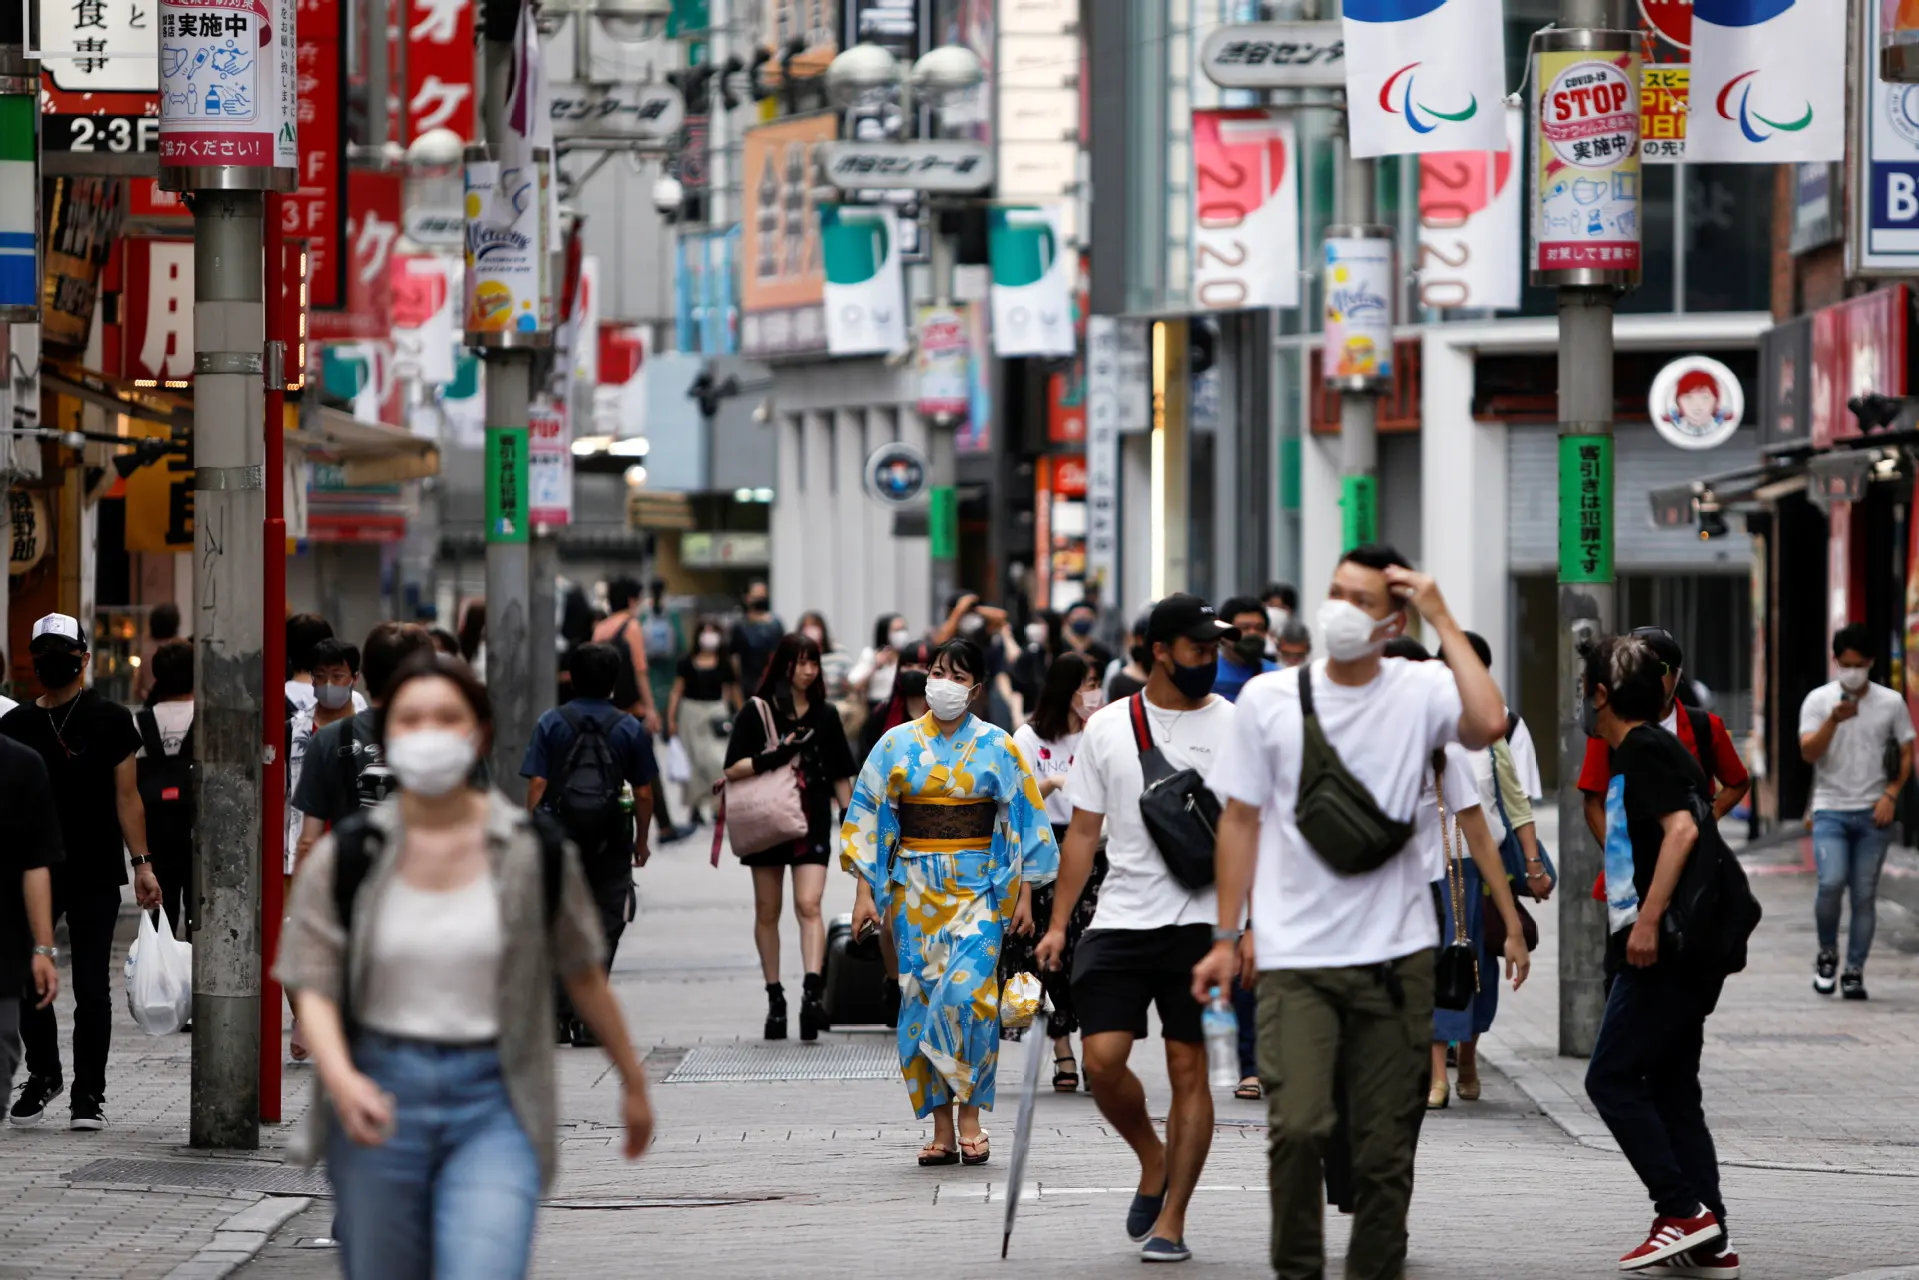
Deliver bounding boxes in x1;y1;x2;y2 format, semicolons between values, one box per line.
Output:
1798;622;1916;1000
1035;594;1237;1265
1195;545;1509;1280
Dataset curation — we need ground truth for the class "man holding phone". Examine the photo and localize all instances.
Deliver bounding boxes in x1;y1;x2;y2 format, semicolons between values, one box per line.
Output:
1798;623;1915;1000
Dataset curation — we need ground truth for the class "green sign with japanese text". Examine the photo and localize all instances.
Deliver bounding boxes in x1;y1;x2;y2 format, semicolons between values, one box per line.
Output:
486;426;530;545
1559;434;1613;583
1340;475;1377;552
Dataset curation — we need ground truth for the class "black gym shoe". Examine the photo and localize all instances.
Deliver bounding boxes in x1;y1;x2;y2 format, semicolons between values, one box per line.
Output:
568;1018;601;1049
1814;950;1838;995
69;1096;106;1131
10;1075;63;1127
1841;970;1868;1001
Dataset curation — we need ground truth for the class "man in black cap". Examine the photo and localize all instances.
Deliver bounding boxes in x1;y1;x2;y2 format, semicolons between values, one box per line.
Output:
1578;626;1750;868
0;613;159;1130
1036;593;1239;1263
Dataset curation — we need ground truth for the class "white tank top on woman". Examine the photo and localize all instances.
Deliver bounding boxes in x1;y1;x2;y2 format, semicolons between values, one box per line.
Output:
357;873;504;1042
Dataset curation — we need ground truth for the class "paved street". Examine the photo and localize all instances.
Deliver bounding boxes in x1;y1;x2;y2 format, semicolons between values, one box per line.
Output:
7;818;1919;1278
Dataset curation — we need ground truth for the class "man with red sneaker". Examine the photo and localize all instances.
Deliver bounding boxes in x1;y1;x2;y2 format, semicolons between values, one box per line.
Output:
1580;635;1741;1279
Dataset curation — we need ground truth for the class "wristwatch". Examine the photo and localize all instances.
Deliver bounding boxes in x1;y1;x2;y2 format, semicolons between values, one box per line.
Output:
1212;927;1243;945
32;945;57;960
129;854;152;867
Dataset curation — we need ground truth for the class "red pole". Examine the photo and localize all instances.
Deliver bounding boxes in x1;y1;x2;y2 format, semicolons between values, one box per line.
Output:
260;190;287;1124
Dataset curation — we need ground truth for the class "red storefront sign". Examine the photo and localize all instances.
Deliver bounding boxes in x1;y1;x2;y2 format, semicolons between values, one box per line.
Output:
114;235;198;385
1052;454;1088;498
310;170;401;342
289;0;348;309
404;0;477;140
1810;286;1910;448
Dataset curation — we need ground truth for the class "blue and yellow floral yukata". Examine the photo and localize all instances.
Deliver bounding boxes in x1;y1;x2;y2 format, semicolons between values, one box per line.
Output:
841;713;1058;1117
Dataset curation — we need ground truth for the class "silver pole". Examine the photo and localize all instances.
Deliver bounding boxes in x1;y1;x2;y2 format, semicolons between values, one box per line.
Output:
1330;135;1381;549
189;190;265;1150
1553;0;1628;1057
481;19;535;798
927;215;957;625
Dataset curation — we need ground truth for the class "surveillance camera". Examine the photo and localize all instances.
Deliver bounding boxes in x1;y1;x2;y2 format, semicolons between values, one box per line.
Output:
651;175;684;217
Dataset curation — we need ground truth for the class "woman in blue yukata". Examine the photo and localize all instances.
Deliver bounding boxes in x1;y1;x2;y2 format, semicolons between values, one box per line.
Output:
843;638;1059;1168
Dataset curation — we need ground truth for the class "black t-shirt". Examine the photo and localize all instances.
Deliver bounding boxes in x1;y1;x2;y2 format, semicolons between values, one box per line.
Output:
729;616;785;697
0;692;142;889
677;655;731;703
1604;723;1709;969
292;709;391;825
0;735;63;998
1108;670;1147;703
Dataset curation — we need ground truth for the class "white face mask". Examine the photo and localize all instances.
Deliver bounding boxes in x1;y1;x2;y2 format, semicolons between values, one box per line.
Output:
1317;599;1390;663
802;626;825;645
924;677;972;721
1025;622;1049;647
1075;688;1107;718
385;729;478;797
888;626;913;649
699;632;722;653
1267;606;1290;635
1839;665;1870;693
315;682;353;711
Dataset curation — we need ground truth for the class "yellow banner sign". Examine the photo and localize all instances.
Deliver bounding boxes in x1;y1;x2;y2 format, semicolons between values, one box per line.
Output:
1640;64;1687;163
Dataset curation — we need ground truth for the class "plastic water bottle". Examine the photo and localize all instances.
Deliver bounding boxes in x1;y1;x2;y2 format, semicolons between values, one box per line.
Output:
1202;988;1239;1089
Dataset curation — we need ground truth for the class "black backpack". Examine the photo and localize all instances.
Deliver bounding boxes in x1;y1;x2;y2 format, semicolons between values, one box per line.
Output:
136;708;195;855
551;706;626;849
608;618;643;712
1659;794;1763;978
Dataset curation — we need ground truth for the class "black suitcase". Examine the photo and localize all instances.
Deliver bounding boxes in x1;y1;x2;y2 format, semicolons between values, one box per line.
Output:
822;912;890;1027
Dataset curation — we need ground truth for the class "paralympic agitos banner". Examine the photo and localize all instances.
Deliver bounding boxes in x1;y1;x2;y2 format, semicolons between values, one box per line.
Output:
1686;0;1844;163
1341;0;1507;158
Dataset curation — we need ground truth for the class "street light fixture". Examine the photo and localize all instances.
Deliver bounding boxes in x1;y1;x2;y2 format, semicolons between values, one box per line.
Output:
825;42;904;110
909;44;985;106
596;0;671;44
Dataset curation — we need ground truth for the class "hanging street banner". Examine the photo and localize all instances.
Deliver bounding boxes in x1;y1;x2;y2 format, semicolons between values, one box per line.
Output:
1322;234;1395;391
157;0;300;183
1192;108;1300;311
1687;0;1844;164
916;305;970;420
988;205;1075;358
1416;104;1520;311
1341;0;1506;159
1532;46;1643;277
819;205;908;356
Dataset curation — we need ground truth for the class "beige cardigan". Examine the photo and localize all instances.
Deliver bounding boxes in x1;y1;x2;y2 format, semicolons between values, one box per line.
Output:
273;790;607;1190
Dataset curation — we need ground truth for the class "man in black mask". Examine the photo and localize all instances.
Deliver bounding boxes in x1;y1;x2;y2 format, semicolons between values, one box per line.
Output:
728;581;785;698
1214;596;1278;703
0;614;160;1130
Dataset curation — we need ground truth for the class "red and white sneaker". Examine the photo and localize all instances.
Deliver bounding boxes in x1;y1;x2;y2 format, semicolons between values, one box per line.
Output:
1646;1242;1741;1279
1619;1212;1724;1271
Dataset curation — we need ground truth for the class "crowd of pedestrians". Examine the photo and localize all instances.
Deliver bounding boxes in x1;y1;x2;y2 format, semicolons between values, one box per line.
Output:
5;553;1912;1280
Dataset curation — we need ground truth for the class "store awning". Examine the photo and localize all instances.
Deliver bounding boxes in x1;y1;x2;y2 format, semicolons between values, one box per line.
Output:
298;407;441;485
40;362;193;436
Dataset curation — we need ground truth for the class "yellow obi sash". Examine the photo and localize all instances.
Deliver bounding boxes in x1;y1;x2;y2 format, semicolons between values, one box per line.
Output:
898;798;996;853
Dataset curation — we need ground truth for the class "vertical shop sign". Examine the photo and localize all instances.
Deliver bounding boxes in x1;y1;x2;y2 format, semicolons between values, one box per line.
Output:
157;0;300;177
485;424;529;543
1531;45;1642;278
741;113;836;359
39;177;127;352
1558;434;1613;583
404;0;477;140
1192;108;1300;310
288;0;346;308
527;397;572;527
1416;105;1521;310
1084;315;1121;596
120;235;197;383
313;169;400;341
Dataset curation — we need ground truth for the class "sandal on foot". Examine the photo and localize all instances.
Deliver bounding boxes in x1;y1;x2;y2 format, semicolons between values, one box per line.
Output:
959;1132;991;1165
1427;1080;1450;1110
1053;1054;1080;1093
1126;1184;1167;1242
917;1141;959;1167
1233;1077;1263;1101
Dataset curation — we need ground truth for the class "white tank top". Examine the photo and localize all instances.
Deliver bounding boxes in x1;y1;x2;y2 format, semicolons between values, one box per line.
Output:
357;872;503;1042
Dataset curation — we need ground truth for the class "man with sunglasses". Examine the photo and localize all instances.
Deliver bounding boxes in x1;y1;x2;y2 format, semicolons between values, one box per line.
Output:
1578;629;1749;892
0;614;159;1131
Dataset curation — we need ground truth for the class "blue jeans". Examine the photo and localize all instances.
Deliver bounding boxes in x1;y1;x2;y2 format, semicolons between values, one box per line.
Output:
1812;808;1894;972
327;1035;541;1280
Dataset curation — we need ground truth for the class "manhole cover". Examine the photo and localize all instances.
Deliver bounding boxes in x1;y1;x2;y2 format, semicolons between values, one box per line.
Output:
1716;1032;1859;1046
663;1043;900;1083
66;1158;330;1196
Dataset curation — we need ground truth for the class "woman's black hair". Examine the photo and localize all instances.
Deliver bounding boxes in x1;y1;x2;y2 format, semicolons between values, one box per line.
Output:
930;637;988;688
871;612;907;650
1028;607;1064;657
1030;651;1093;742
149;639;194;700
859;639;936;762
375;653;493;751
797;610;834;653
426;626;461;657
756;631;825;714
456;601;486;664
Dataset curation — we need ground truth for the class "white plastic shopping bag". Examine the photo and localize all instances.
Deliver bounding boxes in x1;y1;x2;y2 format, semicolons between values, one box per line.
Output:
1000;971;1043;1031
665;735;692;785
125;907;193;1036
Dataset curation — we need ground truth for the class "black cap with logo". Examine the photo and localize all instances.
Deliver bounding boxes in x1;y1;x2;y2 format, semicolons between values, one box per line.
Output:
1147;594;1236;647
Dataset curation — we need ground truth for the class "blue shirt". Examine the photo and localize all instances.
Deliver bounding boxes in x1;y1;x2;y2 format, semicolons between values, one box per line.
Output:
1213;653;1277;703
521;699;658;855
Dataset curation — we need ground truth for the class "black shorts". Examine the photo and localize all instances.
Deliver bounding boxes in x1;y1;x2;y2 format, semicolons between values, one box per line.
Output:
1070;924;1212;1044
